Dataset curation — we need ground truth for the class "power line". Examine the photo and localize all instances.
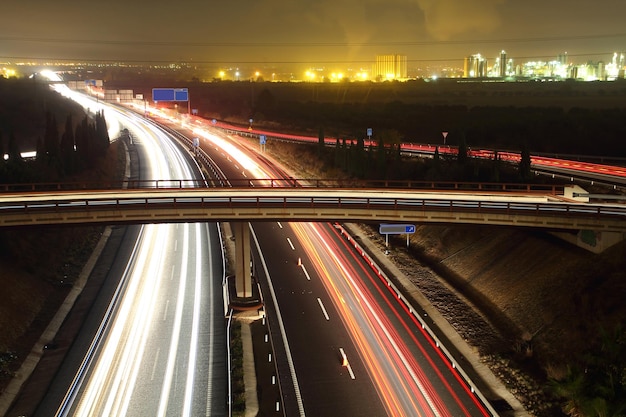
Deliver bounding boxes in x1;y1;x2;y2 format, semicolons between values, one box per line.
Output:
1;33;626;48
0;51;619;66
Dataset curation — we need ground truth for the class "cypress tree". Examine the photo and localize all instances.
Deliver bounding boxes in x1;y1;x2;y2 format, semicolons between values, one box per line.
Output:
376;136;386;178
457;133;468;164
334;138;341;167
44;112;59;163
95;110;109;156
317;127;325;157
60;115;75;175
519;143;532;181
7;131;22;163
491;150;501;182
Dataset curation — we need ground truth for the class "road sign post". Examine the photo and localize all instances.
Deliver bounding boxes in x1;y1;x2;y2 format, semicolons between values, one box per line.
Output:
259;135;266;152
379;224;416;252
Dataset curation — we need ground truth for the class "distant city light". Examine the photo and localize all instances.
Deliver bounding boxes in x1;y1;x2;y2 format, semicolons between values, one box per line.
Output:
2;49;624;83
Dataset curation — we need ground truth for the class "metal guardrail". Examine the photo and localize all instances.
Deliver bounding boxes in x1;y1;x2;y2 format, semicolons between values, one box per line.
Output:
1;189;625;223
0;179;566;194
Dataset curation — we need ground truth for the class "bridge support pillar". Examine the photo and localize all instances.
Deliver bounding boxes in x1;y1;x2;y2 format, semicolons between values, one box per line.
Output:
233;222;253;298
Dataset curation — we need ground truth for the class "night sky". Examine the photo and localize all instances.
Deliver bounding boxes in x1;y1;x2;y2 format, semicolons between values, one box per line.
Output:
2;0;626;69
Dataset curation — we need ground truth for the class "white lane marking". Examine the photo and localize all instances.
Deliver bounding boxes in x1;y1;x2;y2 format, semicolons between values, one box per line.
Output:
174;239;178;252
286;237;295;250
157;224;190;417
170;265;175;281
339;348;355;380
277;222;283;229
300;264;311;281
163;300;170;321
151;348;161;381
317;298;329;321
182;223;203;417
206;223;217;416
250;226;306;417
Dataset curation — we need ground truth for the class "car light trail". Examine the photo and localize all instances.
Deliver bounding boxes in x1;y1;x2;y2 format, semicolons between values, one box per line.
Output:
47;85;221;417
327;225;489;416
291;222;437;416
72;224;169;416
290;221;490;417
189;123;492;416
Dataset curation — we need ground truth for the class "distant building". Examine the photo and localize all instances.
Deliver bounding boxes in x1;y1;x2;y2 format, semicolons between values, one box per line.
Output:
464;54;486;78
373;54;407;81
499;50;507;77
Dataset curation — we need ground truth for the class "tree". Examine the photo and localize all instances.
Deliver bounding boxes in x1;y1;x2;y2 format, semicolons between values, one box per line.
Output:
35;136;45;165
317;127;325;157
60;114;75;175
519;142;532;181
255;88;275;118
5;131;26;182
550;325;626;417
491;150;501;182
94;111;109;157
376;136;386;178
334;138;341;167
7;131;21;163
44;112;59;160
353;135;366;178
457;133;468;164
74;115;90;167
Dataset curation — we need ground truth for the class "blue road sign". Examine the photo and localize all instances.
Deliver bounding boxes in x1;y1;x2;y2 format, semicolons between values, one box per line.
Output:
174;88;188;101
379;224;416;234
152;88;189;102
260;135;267;145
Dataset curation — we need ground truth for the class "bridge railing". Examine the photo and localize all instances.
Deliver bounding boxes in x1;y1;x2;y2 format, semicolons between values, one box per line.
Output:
0;179;565;194
3;192;625;223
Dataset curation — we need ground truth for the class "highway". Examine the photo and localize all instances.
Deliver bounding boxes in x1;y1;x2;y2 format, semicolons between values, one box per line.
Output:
180;119;497;416
24;80;228;417
10;81;624;416
206;118;626;187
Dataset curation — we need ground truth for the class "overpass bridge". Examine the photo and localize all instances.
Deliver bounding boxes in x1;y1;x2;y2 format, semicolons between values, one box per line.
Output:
2;180;624;296
1;182;624;231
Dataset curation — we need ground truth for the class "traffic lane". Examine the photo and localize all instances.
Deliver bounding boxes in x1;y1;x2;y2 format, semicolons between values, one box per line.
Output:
322;224;490;416
121;222;225;417
251;221;388;417
70;223;175;416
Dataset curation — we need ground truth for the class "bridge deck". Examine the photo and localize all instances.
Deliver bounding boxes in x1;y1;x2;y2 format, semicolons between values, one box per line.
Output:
1;187;624;231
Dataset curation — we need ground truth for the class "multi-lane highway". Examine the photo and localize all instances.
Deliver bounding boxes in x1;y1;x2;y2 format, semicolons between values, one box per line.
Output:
15;80;623;416
182;120;499;416
19;82;229;417
19;92;621;416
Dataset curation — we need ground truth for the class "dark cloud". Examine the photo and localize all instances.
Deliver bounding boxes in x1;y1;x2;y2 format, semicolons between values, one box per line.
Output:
1;0;625;65
415;0;504;40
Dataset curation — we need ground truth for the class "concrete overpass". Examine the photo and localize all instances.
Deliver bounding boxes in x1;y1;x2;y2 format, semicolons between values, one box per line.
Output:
1;184;625;297
1;185;625;229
